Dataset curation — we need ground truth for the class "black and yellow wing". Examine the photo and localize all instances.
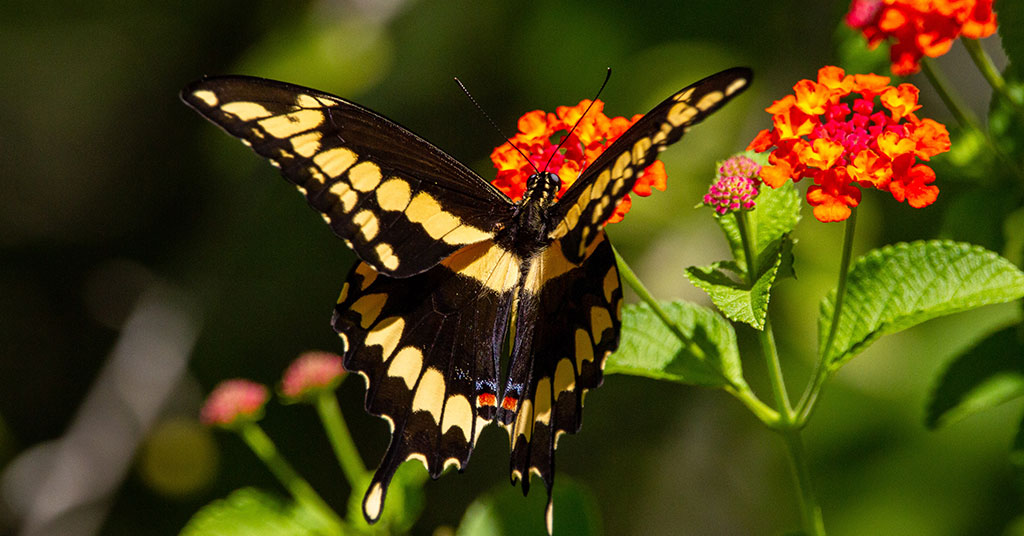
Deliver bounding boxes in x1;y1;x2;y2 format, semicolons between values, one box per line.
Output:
550;67;753;261
331;239;522;522
181;76;517;278
498;67;752;532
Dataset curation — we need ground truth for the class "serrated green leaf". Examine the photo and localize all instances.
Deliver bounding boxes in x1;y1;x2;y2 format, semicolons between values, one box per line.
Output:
456;478;600;536
926;326;1024;429
605;301;744;388
180;488;319;536
819;241;1024;371
685;238;783;330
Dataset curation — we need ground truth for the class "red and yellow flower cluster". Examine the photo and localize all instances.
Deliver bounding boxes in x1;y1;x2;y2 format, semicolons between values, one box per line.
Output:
845;0;997;75
748;66;950;222
491;99;667;224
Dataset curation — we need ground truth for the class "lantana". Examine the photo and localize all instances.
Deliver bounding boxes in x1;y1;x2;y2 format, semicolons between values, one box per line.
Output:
704;155;762;215
200;379;269;427
490;99;667;224
748;66;950;223
280;350;347;402
846;0;998;75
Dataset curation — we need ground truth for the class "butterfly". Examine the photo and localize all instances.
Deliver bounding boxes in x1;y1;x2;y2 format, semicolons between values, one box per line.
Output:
182;67;751;532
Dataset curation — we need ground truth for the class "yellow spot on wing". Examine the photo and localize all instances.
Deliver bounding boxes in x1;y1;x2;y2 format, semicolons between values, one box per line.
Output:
405;192;441;222
667;102;697;127
376;178;412;211
192;90;218;107
388;346;423;389
337;282;349;304
375;243;399;271
351;293;387;329
603;265;619;302
349;161;382;192
441;394;473;436
259;109;325;138
364;483;384;521
441;240;520;293
611;152;631;178
696;91;724;111
356;262;378;290
533;378;552;425
364;316;404;360
632;137;652;163
553;358;576;399
290;131;323;157
727;78;748;95
353;209;380;241
221;101;272;120
314;147;357;179
442;224;491;245
295;94;321;108
574;329;594;368
513;399;533;442
590;306;613;340
412;367;445;421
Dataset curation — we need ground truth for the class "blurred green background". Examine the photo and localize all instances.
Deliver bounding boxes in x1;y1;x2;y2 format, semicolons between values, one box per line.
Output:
2;1;1021;535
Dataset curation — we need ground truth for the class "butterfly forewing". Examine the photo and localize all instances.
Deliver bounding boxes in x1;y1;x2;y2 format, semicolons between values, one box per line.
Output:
550;67;753;262
181;76;516;278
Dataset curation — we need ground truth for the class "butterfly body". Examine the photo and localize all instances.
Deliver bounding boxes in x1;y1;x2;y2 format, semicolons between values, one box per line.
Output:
182;68;751;531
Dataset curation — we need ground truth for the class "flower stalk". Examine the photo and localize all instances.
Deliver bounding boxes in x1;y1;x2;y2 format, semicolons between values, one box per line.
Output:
238;422;344;534
315;391;369;490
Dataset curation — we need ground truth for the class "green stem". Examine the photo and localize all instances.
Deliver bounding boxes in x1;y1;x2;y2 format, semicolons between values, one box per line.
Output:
736;212;793;420
239;422;344;533
961;39;1011;102
962;38;1024;116
612;244;779;424
780;429;826;536
795;209;857;425
316;391;369;490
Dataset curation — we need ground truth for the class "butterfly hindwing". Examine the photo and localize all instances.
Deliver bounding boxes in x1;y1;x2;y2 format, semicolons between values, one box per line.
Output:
181;76;516;277
497;232;621;531
550;67;753;262
332;240;522;522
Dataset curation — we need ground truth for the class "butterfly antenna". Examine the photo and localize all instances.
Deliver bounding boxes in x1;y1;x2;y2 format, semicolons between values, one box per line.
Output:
454;77;540;176
543;67;612;174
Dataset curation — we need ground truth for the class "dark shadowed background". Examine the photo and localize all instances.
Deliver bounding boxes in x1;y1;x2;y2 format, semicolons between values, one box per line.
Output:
1;1;1020;535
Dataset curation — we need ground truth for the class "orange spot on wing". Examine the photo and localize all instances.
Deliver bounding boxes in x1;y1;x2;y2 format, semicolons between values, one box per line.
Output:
477;393;497;407
501;396;518;410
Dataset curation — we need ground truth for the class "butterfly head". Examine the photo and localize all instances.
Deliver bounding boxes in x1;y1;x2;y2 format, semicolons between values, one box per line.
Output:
523;171;561;208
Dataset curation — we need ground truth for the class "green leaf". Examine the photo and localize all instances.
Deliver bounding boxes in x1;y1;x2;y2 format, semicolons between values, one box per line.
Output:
605;300;744;389
997;0;1024;79
180;488;318;536
717;175;801;273
926;326;1024;429
819;241;1024;371
685;237;784;329
456;478;600;536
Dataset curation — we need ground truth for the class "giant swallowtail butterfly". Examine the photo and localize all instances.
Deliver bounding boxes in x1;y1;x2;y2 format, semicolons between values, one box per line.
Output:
182;67;751;532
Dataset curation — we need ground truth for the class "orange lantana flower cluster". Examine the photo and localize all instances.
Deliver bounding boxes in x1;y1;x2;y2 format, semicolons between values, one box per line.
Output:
490;99;667;224
845;0;997;75
748;66;951;223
